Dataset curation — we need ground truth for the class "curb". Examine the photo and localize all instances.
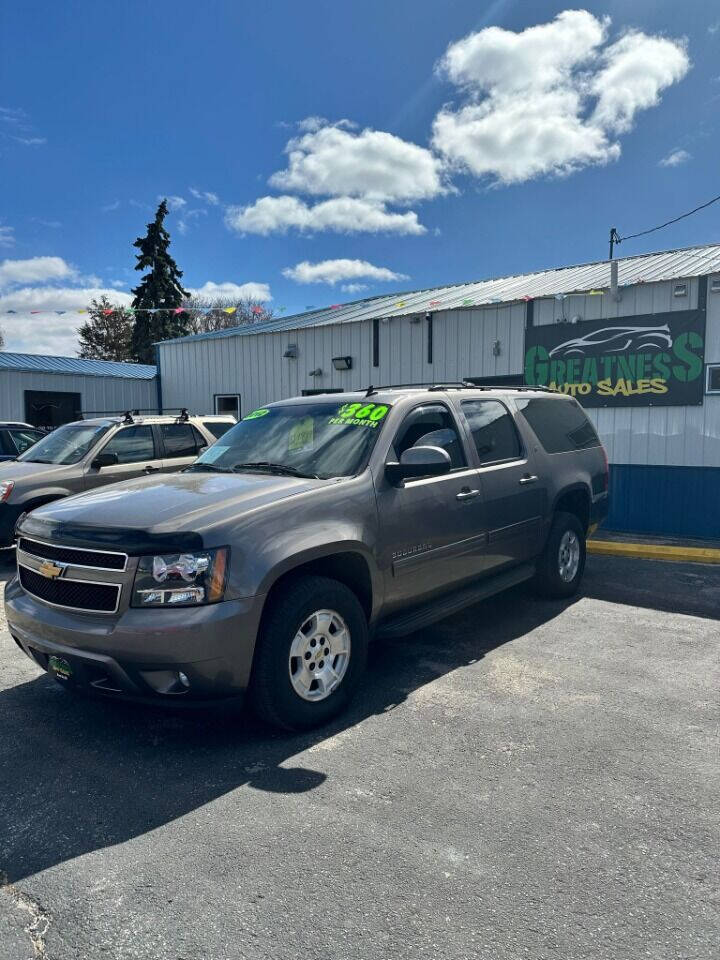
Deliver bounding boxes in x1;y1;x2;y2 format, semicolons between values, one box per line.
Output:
587;540;720;565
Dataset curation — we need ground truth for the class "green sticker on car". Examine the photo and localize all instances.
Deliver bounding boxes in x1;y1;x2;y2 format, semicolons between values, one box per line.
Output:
328;402;390;428
244;408;270;420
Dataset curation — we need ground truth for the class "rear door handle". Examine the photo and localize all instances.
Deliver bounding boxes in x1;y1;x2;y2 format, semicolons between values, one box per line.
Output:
456;488;480;501
519;475;538;484
143;465;160;473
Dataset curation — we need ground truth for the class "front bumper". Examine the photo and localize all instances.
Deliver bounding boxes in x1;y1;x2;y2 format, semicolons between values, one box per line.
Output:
5;576;266;705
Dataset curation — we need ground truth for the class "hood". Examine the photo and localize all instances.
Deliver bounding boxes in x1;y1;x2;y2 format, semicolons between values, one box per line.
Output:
0;460;70;482
19;470;335;552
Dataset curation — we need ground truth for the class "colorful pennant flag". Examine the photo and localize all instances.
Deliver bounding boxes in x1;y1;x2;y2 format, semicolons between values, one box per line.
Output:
251;305;263;315
587;289;604;296
428;300;441;306
223;307;236;314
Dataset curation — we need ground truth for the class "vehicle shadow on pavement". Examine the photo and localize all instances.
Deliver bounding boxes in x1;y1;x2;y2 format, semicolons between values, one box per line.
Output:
0;576;579;884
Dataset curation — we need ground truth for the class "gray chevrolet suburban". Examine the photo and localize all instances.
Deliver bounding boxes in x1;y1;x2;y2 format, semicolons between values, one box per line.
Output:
0;411;235;545
6;385;608;730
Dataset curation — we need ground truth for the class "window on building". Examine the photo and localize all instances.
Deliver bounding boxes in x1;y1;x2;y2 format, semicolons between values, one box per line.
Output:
516;396;600;453
214;395;240;419
389;404;467;470
707;365;720;394
461;399;522;465
161;423;202;458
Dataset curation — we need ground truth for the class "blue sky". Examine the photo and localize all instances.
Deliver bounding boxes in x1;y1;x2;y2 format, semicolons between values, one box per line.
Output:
1;0;719;354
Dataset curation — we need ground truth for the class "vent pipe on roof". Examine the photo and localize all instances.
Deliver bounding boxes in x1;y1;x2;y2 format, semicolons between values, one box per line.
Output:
610;259;620;302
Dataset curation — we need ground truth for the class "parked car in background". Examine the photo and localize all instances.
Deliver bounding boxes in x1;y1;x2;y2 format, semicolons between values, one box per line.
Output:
6;386;608;730
0;422;46;462
0;411;235;545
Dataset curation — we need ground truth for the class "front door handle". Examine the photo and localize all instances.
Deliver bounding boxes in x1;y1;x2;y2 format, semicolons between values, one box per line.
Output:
456;488;480;501
519;474;538;484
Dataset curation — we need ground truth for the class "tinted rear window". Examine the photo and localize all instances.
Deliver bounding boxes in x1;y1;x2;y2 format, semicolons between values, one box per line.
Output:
202;420;233;439
516;397;600;453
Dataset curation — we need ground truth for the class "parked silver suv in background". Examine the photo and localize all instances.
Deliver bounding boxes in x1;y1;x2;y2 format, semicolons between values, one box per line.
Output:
0;411;235;545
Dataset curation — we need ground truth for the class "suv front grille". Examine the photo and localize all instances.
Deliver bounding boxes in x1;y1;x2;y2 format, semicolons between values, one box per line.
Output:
18;538;127;571
19;566;121;613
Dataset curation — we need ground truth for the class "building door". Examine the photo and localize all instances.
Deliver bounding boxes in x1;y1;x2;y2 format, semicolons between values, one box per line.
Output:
25;390;82;428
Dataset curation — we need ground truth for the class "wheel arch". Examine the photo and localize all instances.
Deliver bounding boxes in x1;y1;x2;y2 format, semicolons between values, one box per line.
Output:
552;483;592;534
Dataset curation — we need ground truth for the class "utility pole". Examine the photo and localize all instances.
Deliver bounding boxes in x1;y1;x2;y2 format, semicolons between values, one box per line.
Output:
609;227;620;260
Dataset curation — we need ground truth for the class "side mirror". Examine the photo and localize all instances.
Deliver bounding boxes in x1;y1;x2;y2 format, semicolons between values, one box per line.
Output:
385;445;452;484
91;452;119;469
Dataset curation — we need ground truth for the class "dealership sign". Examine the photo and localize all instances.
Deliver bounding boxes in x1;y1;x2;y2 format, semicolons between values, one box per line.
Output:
524;310;705;407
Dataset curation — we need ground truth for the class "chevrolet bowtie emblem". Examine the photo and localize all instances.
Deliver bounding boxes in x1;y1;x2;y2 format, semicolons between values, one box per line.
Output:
38;560;64;579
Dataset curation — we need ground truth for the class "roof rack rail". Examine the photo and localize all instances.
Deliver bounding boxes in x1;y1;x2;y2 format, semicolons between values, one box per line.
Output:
365;381;555;396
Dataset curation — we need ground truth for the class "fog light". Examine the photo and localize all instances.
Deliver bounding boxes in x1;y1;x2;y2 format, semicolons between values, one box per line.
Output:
178;671;190;688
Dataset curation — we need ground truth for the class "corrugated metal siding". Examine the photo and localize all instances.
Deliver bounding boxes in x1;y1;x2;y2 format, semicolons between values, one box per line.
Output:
161;243;720;346
159;304;527;416
605;464;720;538
0;353;156;379
0;370;158;421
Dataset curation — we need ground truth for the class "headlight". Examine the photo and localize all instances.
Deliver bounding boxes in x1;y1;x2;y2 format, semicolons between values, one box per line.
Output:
0;481;15;503
131;547;228;607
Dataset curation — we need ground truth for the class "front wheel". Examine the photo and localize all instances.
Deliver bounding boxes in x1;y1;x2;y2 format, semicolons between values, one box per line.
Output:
533;511;586;599
249;575;368;731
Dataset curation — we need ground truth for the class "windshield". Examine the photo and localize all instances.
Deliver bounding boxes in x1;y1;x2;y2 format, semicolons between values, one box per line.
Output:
189;401;392;480
17;423;110;465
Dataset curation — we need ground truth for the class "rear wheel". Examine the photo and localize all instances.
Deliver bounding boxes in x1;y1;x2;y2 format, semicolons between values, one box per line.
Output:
533;511;586;598
249;575;368;731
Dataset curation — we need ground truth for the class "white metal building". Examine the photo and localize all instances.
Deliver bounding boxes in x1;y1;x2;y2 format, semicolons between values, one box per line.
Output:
157;244;720;539
0;353;158;428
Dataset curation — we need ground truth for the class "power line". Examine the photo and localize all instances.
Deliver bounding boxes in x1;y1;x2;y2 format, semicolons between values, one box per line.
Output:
609;190;720;258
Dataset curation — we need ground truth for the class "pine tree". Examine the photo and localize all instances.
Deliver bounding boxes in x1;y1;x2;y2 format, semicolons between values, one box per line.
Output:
130;199;190;364
77;296;133;361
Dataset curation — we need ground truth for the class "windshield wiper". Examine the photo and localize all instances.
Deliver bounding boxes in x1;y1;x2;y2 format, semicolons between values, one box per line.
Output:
186;463;233;474
233;461;320;480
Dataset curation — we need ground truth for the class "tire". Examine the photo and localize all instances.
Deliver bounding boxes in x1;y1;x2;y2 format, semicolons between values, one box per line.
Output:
533;511;586;599
249;575;369;731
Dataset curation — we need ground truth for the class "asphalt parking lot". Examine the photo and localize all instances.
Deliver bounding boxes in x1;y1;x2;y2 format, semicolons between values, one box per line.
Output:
0;551;718;960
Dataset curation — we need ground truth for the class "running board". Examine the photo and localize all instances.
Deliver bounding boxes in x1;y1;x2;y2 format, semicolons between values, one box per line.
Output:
377;563;535;639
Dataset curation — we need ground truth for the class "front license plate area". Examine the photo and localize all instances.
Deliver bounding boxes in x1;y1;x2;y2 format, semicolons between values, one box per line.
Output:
48;655;73;682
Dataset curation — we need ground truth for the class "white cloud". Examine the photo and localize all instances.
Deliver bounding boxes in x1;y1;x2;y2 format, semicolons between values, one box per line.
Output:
189;281;272;302
225;195;425;236
162;195;187;211
0;256;75;289
189;187;220;205
432;10;690;184
590;31;690;134
283;258;408;286
177;209;208;235
0;224;15;248
269;120;447;202
342;283;368;294
0;286;132;355
101;200;120;213
659;148;691;167
11;136;46;146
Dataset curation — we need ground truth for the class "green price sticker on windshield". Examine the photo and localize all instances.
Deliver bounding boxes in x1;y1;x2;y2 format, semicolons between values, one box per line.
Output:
244;408;270;420
328;401;390;429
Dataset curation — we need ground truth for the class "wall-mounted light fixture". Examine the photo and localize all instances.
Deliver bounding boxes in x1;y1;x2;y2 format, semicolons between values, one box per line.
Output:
283;344;298;359
492;339;501;357
331;355;352;371
309;367;323;377
673;282;688;297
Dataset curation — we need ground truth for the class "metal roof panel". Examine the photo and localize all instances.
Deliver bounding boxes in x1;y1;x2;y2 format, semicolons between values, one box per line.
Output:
0;352;157;379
